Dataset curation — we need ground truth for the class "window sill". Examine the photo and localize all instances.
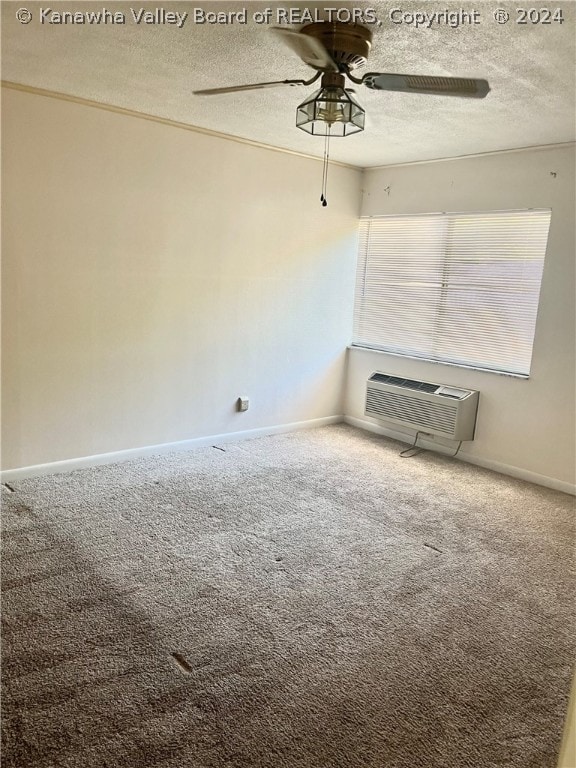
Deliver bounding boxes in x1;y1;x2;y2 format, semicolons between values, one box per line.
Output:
347;345;530;380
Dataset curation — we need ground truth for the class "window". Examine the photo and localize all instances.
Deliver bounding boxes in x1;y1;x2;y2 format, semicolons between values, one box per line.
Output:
352;209;551;377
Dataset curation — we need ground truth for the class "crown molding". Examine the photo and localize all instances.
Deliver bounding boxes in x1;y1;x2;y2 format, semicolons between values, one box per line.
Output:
362;141;576;171
1;80;358;170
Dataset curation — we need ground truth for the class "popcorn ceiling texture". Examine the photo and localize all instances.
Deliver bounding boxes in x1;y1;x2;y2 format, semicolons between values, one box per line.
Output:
2;424;574;767
1;1;575;166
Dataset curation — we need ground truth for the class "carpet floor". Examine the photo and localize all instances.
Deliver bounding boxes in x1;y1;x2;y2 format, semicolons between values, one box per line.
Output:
1;424;574;768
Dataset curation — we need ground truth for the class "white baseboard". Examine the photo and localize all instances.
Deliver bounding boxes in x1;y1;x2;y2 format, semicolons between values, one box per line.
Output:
4;414;574;496
1;415;343;482
344;415;576;496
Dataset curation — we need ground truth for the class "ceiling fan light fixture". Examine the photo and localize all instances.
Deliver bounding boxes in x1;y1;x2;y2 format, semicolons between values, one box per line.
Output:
296;74;365;136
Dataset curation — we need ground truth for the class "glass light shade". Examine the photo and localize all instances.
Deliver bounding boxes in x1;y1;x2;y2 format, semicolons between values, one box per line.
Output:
296;87;365;136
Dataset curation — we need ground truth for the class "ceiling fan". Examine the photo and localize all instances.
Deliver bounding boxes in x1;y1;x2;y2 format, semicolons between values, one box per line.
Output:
194;23;490;204
194;22;490;107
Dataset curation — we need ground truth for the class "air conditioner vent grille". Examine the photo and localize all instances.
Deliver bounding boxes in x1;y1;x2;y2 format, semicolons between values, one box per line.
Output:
368;373;439;394
365;371;478;440
366;389;457;435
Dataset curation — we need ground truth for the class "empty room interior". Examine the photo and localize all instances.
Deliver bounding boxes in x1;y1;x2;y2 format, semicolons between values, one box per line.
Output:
1;2;575;767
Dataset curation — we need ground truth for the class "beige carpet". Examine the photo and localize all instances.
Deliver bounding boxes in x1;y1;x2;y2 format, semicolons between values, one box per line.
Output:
1;424;574;768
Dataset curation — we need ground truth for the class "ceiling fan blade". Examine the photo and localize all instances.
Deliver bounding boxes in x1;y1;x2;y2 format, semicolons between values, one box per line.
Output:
271;27;338;72
363;73;490;98
193;79;311;96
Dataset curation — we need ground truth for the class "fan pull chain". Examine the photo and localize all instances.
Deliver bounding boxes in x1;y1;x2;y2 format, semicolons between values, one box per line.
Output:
320;126;331;207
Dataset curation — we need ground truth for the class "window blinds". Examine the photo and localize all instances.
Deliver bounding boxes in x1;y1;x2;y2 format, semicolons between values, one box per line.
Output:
352;209;551;376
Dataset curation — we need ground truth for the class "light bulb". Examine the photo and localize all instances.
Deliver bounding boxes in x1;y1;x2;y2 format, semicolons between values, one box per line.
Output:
317;96;346;124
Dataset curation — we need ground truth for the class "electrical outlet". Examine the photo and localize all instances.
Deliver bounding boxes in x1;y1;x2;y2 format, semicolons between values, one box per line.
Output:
237;397;249;412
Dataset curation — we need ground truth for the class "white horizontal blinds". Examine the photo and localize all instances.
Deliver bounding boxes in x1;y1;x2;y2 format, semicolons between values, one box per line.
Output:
354;215;447;358
434;212;549;373
353;210;551;375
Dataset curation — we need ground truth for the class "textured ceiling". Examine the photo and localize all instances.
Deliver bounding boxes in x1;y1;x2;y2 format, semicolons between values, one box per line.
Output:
2;1;575;167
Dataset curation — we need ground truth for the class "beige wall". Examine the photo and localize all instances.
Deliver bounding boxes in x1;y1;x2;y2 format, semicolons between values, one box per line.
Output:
1;87;361;469
346;145;576;490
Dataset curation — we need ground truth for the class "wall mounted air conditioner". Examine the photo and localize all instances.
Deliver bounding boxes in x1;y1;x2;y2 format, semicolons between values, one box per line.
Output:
365;373;479;441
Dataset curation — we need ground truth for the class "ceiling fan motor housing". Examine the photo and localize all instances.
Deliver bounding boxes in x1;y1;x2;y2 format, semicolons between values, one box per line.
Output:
320;72;346;89
300;22;373;71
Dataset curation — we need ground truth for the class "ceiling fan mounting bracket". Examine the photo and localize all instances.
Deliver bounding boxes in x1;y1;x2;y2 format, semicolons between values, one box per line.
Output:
299;22;373;71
